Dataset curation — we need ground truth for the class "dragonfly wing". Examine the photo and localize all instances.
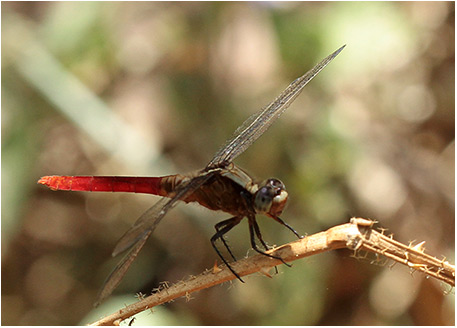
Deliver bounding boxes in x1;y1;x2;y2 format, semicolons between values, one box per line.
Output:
95;230;151;306
112;172;214;257
95;172;214;304
206;45;345;169
111;196;171;257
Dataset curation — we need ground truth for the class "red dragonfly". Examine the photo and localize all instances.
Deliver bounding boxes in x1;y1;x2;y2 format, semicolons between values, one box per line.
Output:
39;45;344;304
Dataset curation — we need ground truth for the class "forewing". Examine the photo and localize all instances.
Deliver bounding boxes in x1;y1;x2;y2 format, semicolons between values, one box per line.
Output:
206;45;345;169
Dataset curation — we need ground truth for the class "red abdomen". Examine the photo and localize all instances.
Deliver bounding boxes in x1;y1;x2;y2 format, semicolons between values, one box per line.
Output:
38;176;170;196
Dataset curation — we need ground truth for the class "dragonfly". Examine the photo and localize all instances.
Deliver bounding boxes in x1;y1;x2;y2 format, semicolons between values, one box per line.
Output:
38;45;345;305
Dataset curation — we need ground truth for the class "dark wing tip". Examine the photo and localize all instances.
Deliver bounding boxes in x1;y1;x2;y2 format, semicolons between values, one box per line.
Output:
329;44;346;60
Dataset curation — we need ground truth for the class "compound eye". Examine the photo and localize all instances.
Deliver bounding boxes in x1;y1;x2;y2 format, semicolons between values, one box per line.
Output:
265;179;285;195
266;178;285;189
254;186;275;214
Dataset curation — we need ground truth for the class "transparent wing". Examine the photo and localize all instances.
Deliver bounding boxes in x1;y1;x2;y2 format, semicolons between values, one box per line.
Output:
111;197;174;257
94;231;151;307
95;172;214;305
206;45;345;169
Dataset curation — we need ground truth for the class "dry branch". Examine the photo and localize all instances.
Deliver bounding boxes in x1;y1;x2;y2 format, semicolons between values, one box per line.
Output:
90;218;454;326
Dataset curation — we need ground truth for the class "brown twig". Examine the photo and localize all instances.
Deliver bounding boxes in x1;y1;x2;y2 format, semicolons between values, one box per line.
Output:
90;218;454;326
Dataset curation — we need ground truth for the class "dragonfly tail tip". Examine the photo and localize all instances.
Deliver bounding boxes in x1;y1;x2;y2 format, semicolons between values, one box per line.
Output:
38;176;53;186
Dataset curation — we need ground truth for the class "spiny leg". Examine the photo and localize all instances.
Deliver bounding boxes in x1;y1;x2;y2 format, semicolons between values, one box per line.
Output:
248;217;291;267
251;217;280;275
251;218;270;251
211;217;244;282
214;218;238;262
272;216;303;239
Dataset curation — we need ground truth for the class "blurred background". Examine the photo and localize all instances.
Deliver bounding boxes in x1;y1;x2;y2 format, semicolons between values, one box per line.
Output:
2;1;454;325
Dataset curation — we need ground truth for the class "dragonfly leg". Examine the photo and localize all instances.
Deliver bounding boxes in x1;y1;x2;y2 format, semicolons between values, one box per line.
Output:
248;217;291;268
251;218;270;251
272;216;303;239
211;217;244;282
251;219;279;275
214;218;239;262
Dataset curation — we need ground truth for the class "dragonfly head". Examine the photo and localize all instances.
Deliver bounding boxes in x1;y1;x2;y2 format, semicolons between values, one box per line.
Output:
254;178;288;216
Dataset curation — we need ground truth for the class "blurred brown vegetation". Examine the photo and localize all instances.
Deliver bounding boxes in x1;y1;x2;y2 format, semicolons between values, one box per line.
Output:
2;2;454;325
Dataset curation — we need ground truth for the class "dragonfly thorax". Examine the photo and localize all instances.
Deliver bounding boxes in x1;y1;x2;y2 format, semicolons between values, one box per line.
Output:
253;178;288;216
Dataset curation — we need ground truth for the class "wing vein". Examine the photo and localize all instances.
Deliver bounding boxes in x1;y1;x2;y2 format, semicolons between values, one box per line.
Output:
207;45;345;168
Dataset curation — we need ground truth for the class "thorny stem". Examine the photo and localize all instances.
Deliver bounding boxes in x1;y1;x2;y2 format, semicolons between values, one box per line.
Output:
90;218;454;326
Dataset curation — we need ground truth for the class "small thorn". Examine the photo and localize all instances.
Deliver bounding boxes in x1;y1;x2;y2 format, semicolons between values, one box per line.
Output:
212;260;222;274
259;267;273;278
411;241;426;253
